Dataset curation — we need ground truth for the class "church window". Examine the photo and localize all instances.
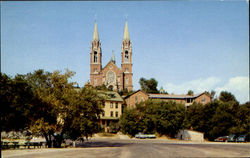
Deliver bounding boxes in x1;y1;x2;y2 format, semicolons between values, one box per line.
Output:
94;78;97;85
94;68;97;73
94;51;98;63
126;78;129;85
125;68;128;72
107;71;115;84
125;51;129;62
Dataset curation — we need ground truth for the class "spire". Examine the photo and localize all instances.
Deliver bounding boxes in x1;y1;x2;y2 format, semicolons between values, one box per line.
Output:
92;21;99;41
123;19;130;40
111;50;115;63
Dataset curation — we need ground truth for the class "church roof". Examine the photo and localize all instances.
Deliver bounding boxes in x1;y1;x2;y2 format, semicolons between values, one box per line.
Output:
92;21;99;41
123;20;130;40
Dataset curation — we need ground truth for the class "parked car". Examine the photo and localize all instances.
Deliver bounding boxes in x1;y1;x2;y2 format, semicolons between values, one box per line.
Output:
135;133;156;139
214;136;228;142
236;135;246;142
228;134;237;142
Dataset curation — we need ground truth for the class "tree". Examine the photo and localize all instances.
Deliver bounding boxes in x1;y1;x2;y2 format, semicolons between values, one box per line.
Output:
119;100;185;137
230;102;250;141
139;78;159;93
0;73;34;132
219;91;237;102
24;69;104;147
187;90;194;96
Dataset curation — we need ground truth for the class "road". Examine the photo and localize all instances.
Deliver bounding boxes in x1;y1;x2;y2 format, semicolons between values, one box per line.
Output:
2;138;250;158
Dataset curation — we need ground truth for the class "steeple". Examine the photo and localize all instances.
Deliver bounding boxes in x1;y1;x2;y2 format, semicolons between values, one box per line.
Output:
111;50;115;63
123;20;130;40
92;21;99;41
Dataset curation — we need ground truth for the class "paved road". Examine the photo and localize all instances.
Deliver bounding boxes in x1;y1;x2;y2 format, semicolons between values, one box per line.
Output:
2;139;250;158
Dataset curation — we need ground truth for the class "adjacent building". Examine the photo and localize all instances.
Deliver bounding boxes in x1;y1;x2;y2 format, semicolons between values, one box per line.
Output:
98;91;124;132
124;90;211;109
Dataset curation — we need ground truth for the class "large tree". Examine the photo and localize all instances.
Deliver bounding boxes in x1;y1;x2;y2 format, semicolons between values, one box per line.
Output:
139;78;159;93
0;73;34;132
119;100;185;137
23;69;104;147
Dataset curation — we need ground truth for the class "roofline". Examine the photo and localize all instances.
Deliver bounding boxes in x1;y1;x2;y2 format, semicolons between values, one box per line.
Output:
124;89;148;99
148;92;207;99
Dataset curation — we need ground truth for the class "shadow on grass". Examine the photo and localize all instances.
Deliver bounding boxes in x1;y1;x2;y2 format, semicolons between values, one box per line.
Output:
76;140;129;148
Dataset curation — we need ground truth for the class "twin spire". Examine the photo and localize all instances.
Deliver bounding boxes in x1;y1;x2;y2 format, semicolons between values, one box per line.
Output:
92;21;99;41
92;20;130;41
123;20;130;40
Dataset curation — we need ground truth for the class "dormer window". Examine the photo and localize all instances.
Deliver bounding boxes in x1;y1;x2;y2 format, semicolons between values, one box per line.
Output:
94;51;98;63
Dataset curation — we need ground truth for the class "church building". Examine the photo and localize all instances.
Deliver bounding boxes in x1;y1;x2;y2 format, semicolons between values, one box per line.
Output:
90;20;133;91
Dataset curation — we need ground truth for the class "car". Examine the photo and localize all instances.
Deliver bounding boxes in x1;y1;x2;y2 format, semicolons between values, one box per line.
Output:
236;135;246;142
227;134;237;142
214;136;228;142
135;133;156;139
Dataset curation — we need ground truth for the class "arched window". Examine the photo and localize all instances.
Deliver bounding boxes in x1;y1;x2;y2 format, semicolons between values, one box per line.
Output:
94;51;98;63
125;51;129;62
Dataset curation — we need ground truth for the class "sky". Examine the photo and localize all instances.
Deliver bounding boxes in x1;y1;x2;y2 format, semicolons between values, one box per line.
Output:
1;1;249;103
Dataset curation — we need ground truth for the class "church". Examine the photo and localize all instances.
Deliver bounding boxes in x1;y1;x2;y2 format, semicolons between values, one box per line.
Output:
89;20;133;91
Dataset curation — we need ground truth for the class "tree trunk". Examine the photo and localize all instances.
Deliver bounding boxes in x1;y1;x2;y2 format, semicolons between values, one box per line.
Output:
43;133;52;148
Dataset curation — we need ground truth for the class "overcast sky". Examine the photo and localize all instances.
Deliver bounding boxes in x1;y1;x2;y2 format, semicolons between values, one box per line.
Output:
1;1;249;103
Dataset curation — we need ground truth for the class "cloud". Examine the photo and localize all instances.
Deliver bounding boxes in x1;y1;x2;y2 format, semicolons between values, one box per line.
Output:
164;76;249;104
215;76;249;104
165;77;221;94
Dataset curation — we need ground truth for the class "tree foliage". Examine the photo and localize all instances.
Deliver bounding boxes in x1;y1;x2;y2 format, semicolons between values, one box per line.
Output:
139;78;159;93
119;100;185;137
184;91;244;140
219;91;237;102
1;70;104;147
0;73;34;132
187;90;194;95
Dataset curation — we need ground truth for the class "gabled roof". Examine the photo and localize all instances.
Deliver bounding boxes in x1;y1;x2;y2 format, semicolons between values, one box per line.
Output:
98;91;124;102
124;89;148;99
102;60;121;72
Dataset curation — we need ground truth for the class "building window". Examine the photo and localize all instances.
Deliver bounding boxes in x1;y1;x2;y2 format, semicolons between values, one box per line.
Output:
115;102;118;108
115;112;118;117
94;51;98;63
94;78;97;86
141;97;144;102
94;68;97;73
102;111;105;117
135;96;138;102
202;97;206;103
125;68;128;72
110;111;113;117
125;51;129;62
102;120;105;125
110;102;113;108
126;78;128;85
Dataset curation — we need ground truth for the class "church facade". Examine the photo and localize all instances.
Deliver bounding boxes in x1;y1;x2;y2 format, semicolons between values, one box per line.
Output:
90;21;133;91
